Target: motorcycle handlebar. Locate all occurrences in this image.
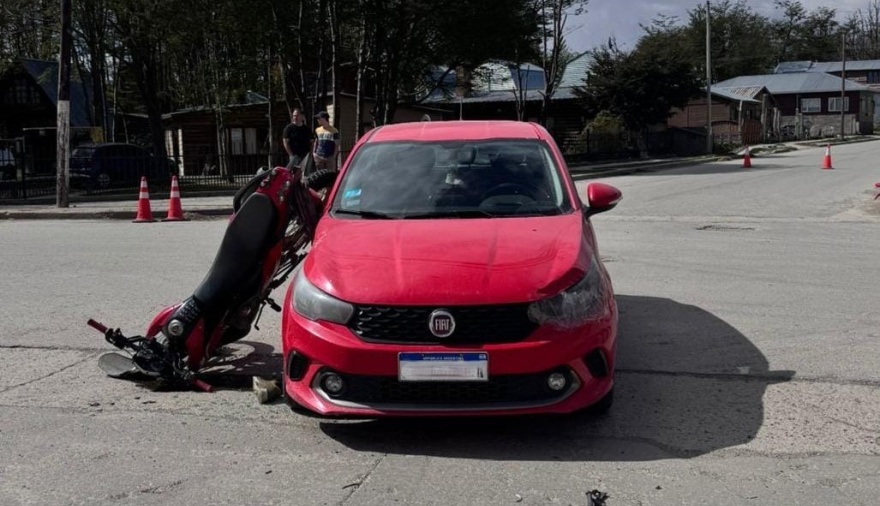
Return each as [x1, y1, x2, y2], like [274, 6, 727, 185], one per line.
[191, 378, 214, 393]
[87, 319, 109, 333]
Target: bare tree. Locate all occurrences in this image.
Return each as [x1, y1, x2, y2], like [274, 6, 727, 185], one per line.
[535, 0, 588, 124]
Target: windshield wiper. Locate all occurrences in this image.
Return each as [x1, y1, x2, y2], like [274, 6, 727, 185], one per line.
[404, 209, 497, 219]
[334, 209, 397, 219]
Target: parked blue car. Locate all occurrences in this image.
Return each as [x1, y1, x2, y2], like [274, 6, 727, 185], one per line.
[70, 143, 177, 190]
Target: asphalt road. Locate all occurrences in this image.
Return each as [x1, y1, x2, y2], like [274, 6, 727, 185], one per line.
[1, 141, 878, 505]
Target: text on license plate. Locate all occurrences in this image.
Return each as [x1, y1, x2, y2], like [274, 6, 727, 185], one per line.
[398, 352, 488, 382]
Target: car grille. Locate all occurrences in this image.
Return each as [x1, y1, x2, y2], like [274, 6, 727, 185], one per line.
[323, 368, 574, 406]
[349, 304, 538, 344]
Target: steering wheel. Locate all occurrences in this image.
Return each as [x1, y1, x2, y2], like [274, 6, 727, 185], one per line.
[480, 182, 550, 203]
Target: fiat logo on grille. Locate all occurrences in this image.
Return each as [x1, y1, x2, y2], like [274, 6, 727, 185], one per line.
[428, 309, 456, 338]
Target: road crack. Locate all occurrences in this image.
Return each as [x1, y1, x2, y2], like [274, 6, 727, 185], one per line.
[0, 352, 99, 394]
[338, 455, 386, 505]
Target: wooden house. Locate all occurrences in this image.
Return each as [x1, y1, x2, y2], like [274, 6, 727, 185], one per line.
[669, 86, 773, 146]
[162, 94, 445, 176]
[713, 73, 875, 138]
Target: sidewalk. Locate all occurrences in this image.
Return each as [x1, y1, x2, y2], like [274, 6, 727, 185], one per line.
[568, 154, 727, 180]
[0, 195, 234, 220]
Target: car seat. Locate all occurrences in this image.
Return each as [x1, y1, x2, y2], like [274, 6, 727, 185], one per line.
[360, 145, 436, 210]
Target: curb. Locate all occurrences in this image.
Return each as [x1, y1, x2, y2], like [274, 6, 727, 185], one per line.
[570, 156, 728, 181]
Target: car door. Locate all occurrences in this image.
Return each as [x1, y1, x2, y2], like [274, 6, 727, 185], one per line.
[96, 145, 129, 187]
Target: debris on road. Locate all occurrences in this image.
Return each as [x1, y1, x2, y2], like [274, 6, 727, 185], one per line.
[586, 489, 609, 506]
[253, 376, 281, 404]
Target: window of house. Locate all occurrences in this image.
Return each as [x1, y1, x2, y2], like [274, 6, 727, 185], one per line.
[229, 128, 244, 155]
[228, 127, 259, 155]
[2, 78, 42, 105]
[867, 71, 880, 84]
[828, 97, 849, 112]
[245, 128, 257, 155]
[801, 98, 821, 113]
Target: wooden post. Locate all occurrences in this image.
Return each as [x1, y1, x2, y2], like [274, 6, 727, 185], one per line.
[56, 0, 72, 207]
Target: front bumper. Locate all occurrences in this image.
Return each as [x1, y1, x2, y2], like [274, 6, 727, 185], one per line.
[281, 296, 617, 417]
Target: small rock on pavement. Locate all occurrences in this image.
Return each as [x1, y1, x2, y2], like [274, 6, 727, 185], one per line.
[253, 376, 281, 404]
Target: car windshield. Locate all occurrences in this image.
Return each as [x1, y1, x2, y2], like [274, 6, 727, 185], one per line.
[71, 147, 95, 158]
[331, 140, 570, 219]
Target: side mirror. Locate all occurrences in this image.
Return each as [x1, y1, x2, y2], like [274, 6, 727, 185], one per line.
[585, 182, 622, 217]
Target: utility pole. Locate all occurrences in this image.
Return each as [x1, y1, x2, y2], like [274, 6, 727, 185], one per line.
[706, 0, 713, 154]
[56, 0, 72, 207]
[841, 30, 846, 140]
[267, 45, 274, 168]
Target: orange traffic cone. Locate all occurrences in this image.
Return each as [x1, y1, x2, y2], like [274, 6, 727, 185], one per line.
[742, 145, 752, 168]
[822, 145, 833, 170]
[162, 176, 187, 221]
[132, 177, 155, 223]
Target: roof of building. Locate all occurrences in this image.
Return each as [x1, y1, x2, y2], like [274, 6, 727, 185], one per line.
[19, 58, 93, 127]
[775, 59, 880, 74]
[714, 73, 868, 94]
[773, 61, 814, 74]
[711, 87, 759, 103]
[366, 120, 545, 142]
[810, 60, 880, 72]
[556, 52, 593, 94]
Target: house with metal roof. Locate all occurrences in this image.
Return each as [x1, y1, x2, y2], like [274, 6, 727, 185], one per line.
[713, 73, 876, 138]
[668, 85, 774, 145]
[774, 59, 880, 127]
[0, 59, 105, 178]
[0, 59, 95, 139]
[419, 53, 596, 152]
[774, 59, 880, 83]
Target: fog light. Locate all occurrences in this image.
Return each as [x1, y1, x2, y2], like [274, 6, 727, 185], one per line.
[321, 372, 345, 395]
[166, 319, 184, 337]
[547, 372, 567, 391]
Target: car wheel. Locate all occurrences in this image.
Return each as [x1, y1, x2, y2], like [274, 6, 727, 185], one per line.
[96, 172, 111, 189]
[582, 386, 614, 416]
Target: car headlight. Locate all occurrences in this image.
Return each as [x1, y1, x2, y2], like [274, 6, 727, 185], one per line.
[292, 268, 355, 324]
[527, 255, 609, 329]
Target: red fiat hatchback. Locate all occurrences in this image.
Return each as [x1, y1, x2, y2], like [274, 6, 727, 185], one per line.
[281, 121, 621, 417]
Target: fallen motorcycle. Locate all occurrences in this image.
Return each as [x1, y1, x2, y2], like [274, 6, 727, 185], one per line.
[88, 164, 337, 391]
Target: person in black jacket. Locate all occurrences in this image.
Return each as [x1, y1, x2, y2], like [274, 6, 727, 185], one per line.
[282, 109, 312, 168]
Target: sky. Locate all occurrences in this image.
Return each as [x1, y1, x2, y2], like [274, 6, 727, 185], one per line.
[565, 0, 869, 54]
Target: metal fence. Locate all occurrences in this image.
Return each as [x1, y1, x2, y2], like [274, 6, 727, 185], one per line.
[0, 150, 273, 201]
[562, 128, 709, 165]
[0, 150, 358, 202]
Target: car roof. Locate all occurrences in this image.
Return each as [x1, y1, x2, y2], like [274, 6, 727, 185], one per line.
[365, 120, 547, 143]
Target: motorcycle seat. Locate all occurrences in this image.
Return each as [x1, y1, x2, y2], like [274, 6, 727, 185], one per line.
[193, 192, 279, 313]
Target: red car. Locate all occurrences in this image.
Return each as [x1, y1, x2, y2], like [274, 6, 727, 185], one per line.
[281, 120, 621, 417]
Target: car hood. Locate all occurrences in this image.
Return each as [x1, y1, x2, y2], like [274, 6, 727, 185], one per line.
[304, 213, 592, 305]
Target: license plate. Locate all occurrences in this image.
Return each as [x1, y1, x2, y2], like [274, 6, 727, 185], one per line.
[398, 352, 489, 382]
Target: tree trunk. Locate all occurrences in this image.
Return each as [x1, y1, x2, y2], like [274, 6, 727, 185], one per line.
[355, 4, 369, 139]
[329, 0, 339, 130]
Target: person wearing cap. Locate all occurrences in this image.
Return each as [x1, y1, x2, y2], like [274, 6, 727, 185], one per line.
[312, 111, 339, 172]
